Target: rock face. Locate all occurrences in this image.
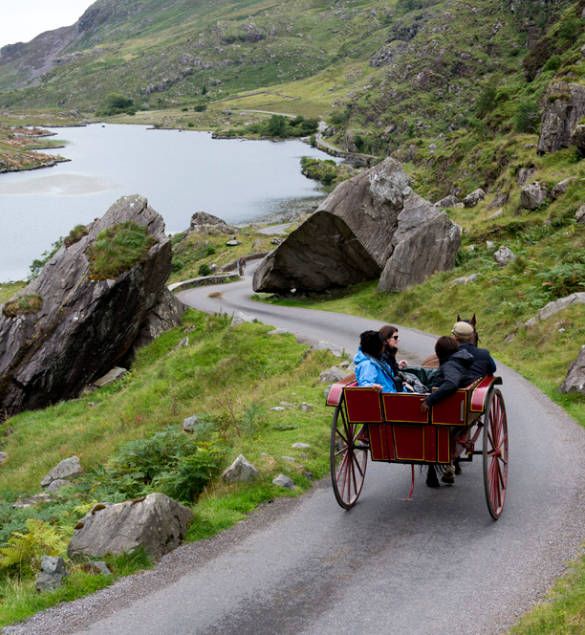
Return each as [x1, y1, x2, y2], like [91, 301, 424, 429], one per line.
[520, 182, 548, 210]
[68, 493, 193, 561]
[0, 195, 181, 417]
[561, 346, 585, 396]
[253, 158, 460, 294]
[538, 82, 585, 154]
[189, 211, 236, 235]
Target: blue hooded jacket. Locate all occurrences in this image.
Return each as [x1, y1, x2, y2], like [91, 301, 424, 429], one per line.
[354, 349, 404, 393]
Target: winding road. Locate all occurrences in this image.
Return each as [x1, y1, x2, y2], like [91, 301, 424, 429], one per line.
[11, 269, 585, 635]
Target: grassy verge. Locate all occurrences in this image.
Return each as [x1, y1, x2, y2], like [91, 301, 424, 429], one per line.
[0, 309, 338, 627]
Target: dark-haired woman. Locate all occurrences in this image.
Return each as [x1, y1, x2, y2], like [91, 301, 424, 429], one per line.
[354, 330, 406, 393]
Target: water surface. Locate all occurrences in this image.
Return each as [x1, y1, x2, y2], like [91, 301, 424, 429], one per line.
[0, 124, 333, 282]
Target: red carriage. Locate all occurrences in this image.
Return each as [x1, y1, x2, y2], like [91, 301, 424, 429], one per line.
[326, 375, 509, 519]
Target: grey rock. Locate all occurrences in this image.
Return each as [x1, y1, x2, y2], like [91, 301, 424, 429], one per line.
[463, 188, 486, 208]
[434, 194, 460, 208]
[41, 456, 82, 488]
[520, 182, 548, 210]
[572, 124, 585, 158]
[46, 479, 71, 492]
[299, 402, 313, 412]
[271, 406, 285, 411]
[488, 191, 509, 209]
[0, 451, 6, 464]
[493, 246, 516, 266]
[485, 240, 495, 250]
[231, 310, 253, 325]
[576, 205, 585, 224]
[538, 82, 585, 154]
[292, 442, 311, 449]
[320, 367, 348, 383]
[272, 474, 295, 489]
[68, 493, 193, 561]
[561, 345, 585, 395]
[225, 239, 241, 246]
[182, 415, 199, 433]
[267, 328, 289, 336]
[93, 367, 127, 388]
[0, 195, 175, 417]
[12, 493, 52, 509]
[36, 556, 66, 593]
[133, 288, 184, 348]
[222, 454, 259, 483]
[189, 211, 236, 235]
[488, 209, 504, 219]
[378, 211, 461, 292]
[551, 177, 576, 199]
[82, 560, 112, 576]
[281, 456, 296, 463]
[525, 293, 585, 327]
[452, 274, 478, 285]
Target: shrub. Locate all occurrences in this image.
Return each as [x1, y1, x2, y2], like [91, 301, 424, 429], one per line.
[537, 263, 585, 299]
[64, 224, 89, 248]
[2, 294, 43, 318]
[105, 427, 224, 502]
[300, 157, 338, 186]
[193, 103, 207, 112]
[476, 83, 498, 118]
[97, 93, 137, 117]
[198, 264, 212, 276]
[29, 237, 64, 279]
[86, 222, 155, 280]
[514, 99, 540, 133]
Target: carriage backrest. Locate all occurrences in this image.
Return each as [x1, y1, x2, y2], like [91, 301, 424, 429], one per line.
[343, 387, 384, 423]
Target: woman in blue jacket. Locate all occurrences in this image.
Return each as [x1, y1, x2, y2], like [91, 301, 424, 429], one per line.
[354, 330, 408, 392]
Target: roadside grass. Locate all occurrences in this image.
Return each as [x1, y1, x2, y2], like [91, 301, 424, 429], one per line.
[0, 309, 336, 626]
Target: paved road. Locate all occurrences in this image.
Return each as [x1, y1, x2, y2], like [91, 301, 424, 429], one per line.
[11, 270, 585, 635]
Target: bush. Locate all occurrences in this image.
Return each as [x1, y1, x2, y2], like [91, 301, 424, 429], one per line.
[97, 93, 137, 117]
[537, 263, 585, 299]
[514, 99, 540, 133]
[86, 222, 155, 280]
[2, 294, 43, 318]
[29, 237, 64, 279]
[198, 264, 212, 276]
[64, 224, 89, 248]
[105, 427, 224, 502]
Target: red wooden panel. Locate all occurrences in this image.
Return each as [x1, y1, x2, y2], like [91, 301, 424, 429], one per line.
[424, 425, 437, 462]
[393, 425, 426, 461]
[437, 427, 451, 463]
[368, 423, 395, 461]
[344, 387, 383, 423]
[326, 379, 357, 407]
[383, 393, 428, 423]
[431, 390, 468, 426]
[470, 375, 496, 413]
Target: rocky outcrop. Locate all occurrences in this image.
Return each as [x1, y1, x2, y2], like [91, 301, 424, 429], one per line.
[463, 188, 486, 208]
[189, 211, 236, 235]
[520, 182, 548, 210]
[538, 82, 585, 154]
[0, 195, 181, 418]
[561, 346, 585, 396]
[68, 493, 193, 560]
[525, 292, 585, 327]
[253, 158, 460, 294]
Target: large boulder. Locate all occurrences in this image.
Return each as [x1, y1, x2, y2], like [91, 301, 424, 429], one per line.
[252, 211, 380, 293]
[254, 158, 460, 294]
[68, 493, 193, 561]
[538, 82, 585, 154]
[378, 208, 461, 292]
[0, 195, 181, 417]
[520, 182, 548, 210]
[189, 211, 236, 235]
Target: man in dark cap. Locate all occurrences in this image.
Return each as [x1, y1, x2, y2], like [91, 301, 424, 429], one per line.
[451, 321, 496, 379]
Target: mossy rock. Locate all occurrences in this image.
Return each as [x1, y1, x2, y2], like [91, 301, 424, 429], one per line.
[2, 294, 43, 318]
[64, 224, 89, 247]
[87, 222, 155, 281]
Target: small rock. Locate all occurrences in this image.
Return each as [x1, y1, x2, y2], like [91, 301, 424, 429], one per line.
[493, 246, 516, 266]
[292, 442, 311, 449]
[551, 177, 576, 199]
[434, 194, 460, 208]
[81, 561, 112, 576]
[463, 188, 486, 208]
[319, 367, 347, 383]
[452, 274, 478, 285]
[175, 337, 189, 349]
[561, 345, 585, 395]
[488, 208, 503, 219]
[281, 456, 297, 463]
[299, 403, 313, 412]
[485, 241, 495, 250]
[36, 556, 67, 593]
[0, 452, 7, 464]
[520, 182, 548, 210]
[231, 311, 253, 325]
[182, 415, 199, 433]
[225, 239, 240, 246]
[271, 406, 285, 412]
[222, 454, 259, 483]
[12, 493, 52, 509]
[575, 205, 585, 224]
[267, 328, 289, 336]
[46, 479, 71, 493]
[93, 367, 127, 388]
[41, 456, 82, 488]
[272, 474, 295, 489]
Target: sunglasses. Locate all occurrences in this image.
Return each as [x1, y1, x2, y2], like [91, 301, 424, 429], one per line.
[389, 335, 399, 340]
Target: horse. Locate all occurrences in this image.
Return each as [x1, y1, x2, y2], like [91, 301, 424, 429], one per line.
[421, 314, 479, 368]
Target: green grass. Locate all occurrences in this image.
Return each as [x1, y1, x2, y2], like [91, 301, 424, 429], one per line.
[0, 283, 26, 304]
[0, 309, 336, 626]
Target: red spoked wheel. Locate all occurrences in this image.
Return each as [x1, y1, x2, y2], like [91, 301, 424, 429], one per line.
[483, 388, 509, 520]
[330, 396, 368, 509]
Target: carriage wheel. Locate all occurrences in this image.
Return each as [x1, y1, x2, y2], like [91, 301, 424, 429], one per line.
[482, 389, 509, 520]
[330, 397, 368, 509]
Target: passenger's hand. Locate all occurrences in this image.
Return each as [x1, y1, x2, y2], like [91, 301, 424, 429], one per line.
[372, 384, 383, 391]
[420, 400, 429, 412]
[398, 359, 408, 369]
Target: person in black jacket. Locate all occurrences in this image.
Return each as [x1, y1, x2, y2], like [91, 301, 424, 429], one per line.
[421, 336, 475, 486]
[451, 321, 496, 377]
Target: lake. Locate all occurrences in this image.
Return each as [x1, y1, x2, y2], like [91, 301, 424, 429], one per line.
[0, 124, 335, 282]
